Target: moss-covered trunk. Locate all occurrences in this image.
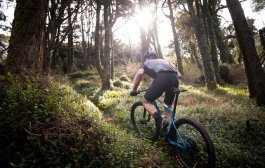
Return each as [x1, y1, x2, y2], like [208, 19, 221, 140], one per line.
[213, 14, 234, 64]
[205, 4, 222, 84]
[227, 0, 265, 106]
[67, 3, 73, 73]
[167, 0, 183, 74]
[102, 0, 111, 90]
[94, 1, 103, 77]
[187, 0, 216, 90]
[6, 0, 48, 74]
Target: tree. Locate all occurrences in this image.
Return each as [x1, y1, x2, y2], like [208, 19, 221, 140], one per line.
[138, 0, 151, 58]
[252, 0, 265, 12]
[93, 0, 133, 89]
[163, 0, 183, 74]
[151, 0, 163, 59]
[6, 0, 49, 74]
[43, 0, 82, 74]
[67, 2, 74, 73]
[202, 0, 222, 84]
[187, 0, 216, 90]
[226, 0, 265, 106]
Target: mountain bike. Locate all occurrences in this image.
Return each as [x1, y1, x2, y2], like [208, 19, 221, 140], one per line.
[130, 88, 215, 168]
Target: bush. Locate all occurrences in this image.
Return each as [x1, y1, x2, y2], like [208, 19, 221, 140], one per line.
[219, 64, 234, 84]
[0, 73, 107, 167]
[219, 64, 246, 84]
[113, 79, 123, 88]
[119, 75, 130, 82]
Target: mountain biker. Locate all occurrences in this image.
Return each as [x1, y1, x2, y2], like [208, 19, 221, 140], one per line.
[130, 50, 182, 133]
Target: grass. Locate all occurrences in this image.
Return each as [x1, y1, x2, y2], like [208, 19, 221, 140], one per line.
[68, 69, 265, 168]
[1, 67, 263, 167]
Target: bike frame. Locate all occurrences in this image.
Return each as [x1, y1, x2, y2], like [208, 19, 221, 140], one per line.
[153, 91, 189, 151]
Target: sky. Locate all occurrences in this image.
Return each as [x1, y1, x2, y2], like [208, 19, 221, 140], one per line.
[113, 0, 265, 50]
[220, 0, 265, 29]
[1, 0, 265, 50]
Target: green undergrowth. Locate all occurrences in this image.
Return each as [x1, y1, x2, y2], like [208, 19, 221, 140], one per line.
[68, 70, 265, 167]
[0, 73, 172, 167]
[1, 69, 264, 167]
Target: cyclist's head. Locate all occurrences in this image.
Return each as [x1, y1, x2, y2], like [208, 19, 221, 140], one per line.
[144, 50, 157, 60]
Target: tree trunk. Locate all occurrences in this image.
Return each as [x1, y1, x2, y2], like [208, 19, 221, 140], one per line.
[189, 41, 203, 71]
[67, 3, 73, 73]
[138, 0, 150, 59]
[102, 0, 111, 90]
[81, 4, 87, 70]
[259, 28, 265, 51]
[187, 0, 216, 90]
[7, 0, 48, 74]
[153, 0, 163, 59]
[226, 0, 265, 106]
[204, 3, 222, 84]
[166, 0, 183, 74]
[213, 13, 234, 64]
[94, 1, 103, 77]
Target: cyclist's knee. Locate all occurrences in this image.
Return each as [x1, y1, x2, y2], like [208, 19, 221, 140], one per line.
[142, 99, 152, 105]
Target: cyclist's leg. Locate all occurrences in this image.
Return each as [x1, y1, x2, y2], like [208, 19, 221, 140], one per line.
[142, 99, 163, 129]
[143, 74, 167, 128]
[164, 73, 179, 123]
[142, 99, 157, 115]
[164, 87, 175, 123]
[143, 73, 166, 113]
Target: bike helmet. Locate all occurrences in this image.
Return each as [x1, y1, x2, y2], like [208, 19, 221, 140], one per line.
[143, 50, 157, 60]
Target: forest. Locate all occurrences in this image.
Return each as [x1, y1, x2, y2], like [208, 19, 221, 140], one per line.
[0, 0, 265, 167]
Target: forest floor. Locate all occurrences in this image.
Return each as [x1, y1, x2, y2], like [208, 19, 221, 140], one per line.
[67, 68, 265, 168]
[1, 68, 265, 167]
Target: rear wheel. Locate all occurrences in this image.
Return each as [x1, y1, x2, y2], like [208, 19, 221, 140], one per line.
[169, 118, 215, 168]
[131, 102, 160, 141]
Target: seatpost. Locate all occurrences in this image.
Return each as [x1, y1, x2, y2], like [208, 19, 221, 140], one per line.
[173, 92, 180, 113]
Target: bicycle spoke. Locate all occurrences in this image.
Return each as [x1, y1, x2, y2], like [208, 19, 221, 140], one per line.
[131, 102, 159, 140]
[170, 118, 215, 168]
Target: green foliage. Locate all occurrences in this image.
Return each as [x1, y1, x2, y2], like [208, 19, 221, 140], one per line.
[69, 68, 265, 167]
[2, 67, 265, 167]
[113, 79, 123, 87]
[0, 73, 106, 167]
[119, 75, 130, 82]
[113, 78, 131, 89]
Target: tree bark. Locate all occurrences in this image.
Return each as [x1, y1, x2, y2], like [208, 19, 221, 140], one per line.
[102, 0, 112, 89]
[189, 41, 203, 71]
[204, 1, 222, 84]
[187, 0, 216, 90]
[67, 3, 73, 73]
[213, 13, 234, 64]
[94, 0, 103, 77]
[81, 4, 88, 70]
[7, 0, 48, 74]
[138, 0, 150, 59]
[166, 0, 183, 74]
[226, 0, 265, 106]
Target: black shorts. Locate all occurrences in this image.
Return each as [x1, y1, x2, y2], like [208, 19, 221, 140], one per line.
[144, 71, 179, 105]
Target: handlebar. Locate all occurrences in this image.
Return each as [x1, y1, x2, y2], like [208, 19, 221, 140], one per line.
[136, 89, 148, 94]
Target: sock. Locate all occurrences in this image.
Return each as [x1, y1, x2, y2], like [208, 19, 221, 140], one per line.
[153, 111, 162, 127]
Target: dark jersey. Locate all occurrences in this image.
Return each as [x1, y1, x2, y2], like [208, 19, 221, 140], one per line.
[141, 59, 177, 78]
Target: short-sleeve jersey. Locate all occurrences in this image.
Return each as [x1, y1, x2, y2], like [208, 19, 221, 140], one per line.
[141, 59, 177, 78]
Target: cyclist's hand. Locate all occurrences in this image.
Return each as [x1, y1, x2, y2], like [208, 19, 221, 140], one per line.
[130, 90, 138, 96]
[177, 72, 182, 79]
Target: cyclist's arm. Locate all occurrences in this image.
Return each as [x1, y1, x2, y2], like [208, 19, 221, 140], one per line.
[132, 68, 144, 91]
[176, 69, 182, 78]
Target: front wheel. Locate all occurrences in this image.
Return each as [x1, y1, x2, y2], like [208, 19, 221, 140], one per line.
[131, 102, 160, 141]
[169, 118, 215, 168]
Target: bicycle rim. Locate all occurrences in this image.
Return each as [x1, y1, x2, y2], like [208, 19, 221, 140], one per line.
[131, 102, 159, 141]
[170, 118, 215, 168]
